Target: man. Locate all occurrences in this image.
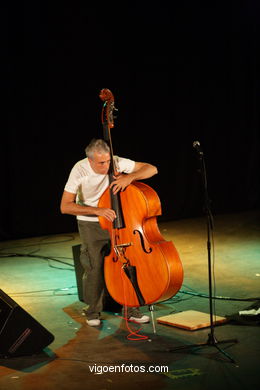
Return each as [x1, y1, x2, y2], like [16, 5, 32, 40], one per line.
[60, 139, 158, 326]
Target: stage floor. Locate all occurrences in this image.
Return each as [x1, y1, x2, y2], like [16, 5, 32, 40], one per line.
[0, 210, 259, 390]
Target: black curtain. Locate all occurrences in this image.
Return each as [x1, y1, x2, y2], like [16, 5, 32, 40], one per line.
[2, 2, 259, 240]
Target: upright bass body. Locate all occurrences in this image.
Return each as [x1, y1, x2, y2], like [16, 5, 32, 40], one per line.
[98, 180, 184, 307]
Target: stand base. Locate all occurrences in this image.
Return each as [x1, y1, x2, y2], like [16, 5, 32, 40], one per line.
[166, 336, 238, 364]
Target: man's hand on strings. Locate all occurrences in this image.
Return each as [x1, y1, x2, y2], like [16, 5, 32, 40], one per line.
[96, 207, 116, 222]
[110, 173, 133, 194]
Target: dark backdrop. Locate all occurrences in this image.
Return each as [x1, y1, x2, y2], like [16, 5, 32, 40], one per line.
[2, 2, 259, 240]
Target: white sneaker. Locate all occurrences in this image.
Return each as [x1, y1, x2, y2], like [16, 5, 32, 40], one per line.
[128, 315, 150, 324]
[86, 319, 101, 326]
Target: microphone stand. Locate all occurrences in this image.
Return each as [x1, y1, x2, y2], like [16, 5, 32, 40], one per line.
[166, 142, 238, 364]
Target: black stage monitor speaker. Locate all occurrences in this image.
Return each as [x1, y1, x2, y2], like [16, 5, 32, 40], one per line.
[0, 289, 54, 357]
[72, 244, 122, 312]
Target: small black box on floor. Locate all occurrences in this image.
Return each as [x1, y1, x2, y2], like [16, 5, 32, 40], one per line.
[0, 289, 54, 357]
[72, 244, 122, 312]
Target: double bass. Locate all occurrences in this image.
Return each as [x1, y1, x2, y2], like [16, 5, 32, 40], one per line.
[98, 89, 183, 308]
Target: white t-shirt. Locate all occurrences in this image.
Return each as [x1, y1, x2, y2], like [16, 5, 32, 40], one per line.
[64, 156, 135, 221]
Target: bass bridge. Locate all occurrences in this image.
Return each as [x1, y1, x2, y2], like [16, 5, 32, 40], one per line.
[113, 242, 133, 264]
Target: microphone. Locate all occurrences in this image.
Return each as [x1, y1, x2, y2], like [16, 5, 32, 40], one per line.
[193, 140, 204, 156]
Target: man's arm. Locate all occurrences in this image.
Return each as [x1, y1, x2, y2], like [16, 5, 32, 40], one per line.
[60, 191, 116, 221]
[110, 162, 158, 194]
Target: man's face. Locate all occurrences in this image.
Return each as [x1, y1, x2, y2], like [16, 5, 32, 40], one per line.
[88, 152, 111, 175]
